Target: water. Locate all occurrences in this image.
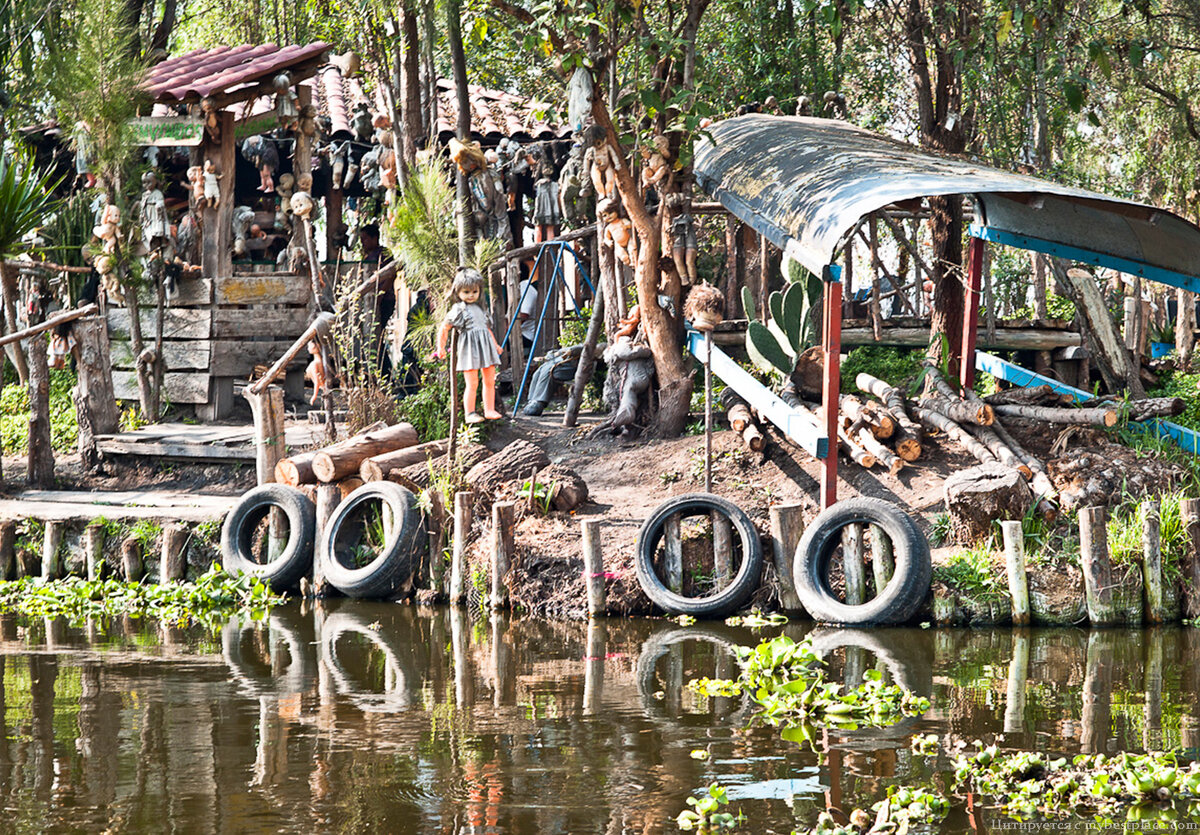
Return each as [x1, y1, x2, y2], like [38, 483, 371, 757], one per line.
[0, 605, 1196, 833]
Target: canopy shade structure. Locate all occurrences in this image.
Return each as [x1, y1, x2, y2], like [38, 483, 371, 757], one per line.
[694, 115, 1200, 288]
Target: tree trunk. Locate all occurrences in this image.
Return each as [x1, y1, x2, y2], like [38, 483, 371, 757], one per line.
[399, 0, 422, 176]
[311, 422, 419, 482]
[464, 439, 550, 505]
[1177, 288, 1196, 368]
[926, 195, 964, 374]
[123, 291, 156, 420]
[0, 265, 28, 384]
[444, 0, 472, 263]
[27, 330, 53, 488]
[944, 462, 1033, 545]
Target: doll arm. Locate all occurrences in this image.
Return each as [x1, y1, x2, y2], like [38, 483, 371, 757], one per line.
[434, 317, 453, 359]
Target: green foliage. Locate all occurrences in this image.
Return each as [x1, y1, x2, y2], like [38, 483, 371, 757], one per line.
[0, 366, 78, 455]
[839, 346, 924, 392]
[0, 565, 283, 629]
[517, 478, 556, 515]
[929, 512, 951, 547]
[331, 271, 404, 434]
[676, 783, 742, 831]
[558, 305, 591, 349]
[388, 157, 457, 303]
[742, 259, 822, 380]
[1107, 492, 1188, 580]
[0, 151, 63, 260]
[129, 519, 161, 553]
[1016, 293, 1077, 322]
[396, 358, 453, 441]
[933, 543, 1007, 602]
[1149, 370, 1200, 434]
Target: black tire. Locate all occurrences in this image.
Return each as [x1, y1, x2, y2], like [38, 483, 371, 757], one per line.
[320, 482, 423, 599]
[222, 610, 316, 698]
[221, 484, 316, 591]
[793, 497, 930, 625]
[634, 493, 764, 618]
[635, 625, 750, 723]
[320, 609, 416, 712]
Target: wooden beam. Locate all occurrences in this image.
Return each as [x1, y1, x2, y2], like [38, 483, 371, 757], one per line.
[248, 311, 333, 394]
[821, 271, 843, 509]
[0, 303, 96, 349]
[961, 236, 984, 390]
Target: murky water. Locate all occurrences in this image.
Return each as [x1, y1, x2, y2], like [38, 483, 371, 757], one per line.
[0, 606, 1196, 833]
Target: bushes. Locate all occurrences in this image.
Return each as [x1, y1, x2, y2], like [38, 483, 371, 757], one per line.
[0, 367, 78, 455]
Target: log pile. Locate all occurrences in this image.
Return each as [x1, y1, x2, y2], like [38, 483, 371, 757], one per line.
[721, 390, 766, 453]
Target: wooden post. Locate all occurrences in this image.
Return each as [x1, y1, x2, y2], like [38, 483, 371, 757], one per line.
[821, 273, 842, 508]
[450, 606, 474, 708]
[1081, 630, 1113, 753]
[447, 334, 458, 463]
[1080, 506, 1117, 625]
[425, 487, 446, 594]
[27, 324, 53, 488]
[449, 490, 471, 605]
[842, 523, 866, 605]
[871, 524, 894, 590]
[83, 523, 104, 582]
[41, 521, 63, 581]
[564, 287, 605, 427]
[160, 524, 189, 583]
[199, 110, 236, 420]
[489, 501, 514, 608]
[581, 518, 605, 617]
[769, 504, 805, 612]
[0, 521, 13, 581]
[121, 537, 143, 582]
[664, 513, 683, 594]
[583, 619, 605, 715]
[1143, 500, 1166, 624]
[1001, 519, 1030, 626]
[1004, 630, 1029, 734]
[704, 329, 713, 493]
[72, 315, 119, 470]
[960, 236, 984, 390]
[712, 512, 732, 588]
[1144, 629, 1163, 749]
[244, 386, 286, 486]
[314, 483, 340, 596]
[1182, 498, 1200, 619]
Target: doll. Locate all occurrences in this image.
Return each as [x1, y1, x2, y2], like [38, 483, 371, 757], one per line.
[434, 267, 503, 424]
[557, 138, 589, 226]
[304, 339, 327, 405]
[138, 171, 171, 256]
[450, 138, 512, 247]
[599, 198, 636, 268]
[585, 124, 619, 199]
[667, 192, 698, 285]
[232, 205, 255, 256]
[93, 203, 121, 255]
[240, 135, 279, 193]
[532, 158, 560, 242]
[640, 134, 670, 196]
[187, 165, 205, 208]
[202, 160, 221, 208]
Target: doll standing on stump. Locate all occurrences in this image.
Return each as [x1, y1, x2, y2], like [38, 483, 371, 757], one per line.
[435, 268, 503, 424]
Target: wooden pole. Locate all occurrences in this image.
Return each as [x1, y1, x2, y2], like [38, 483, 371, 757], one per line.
[770, 503, 805, 612]
[1080, 506, 1117, 625]
[448, 333, 458, 463]
[121, 537, 143, 582]
[245, 386, 287, 485]
[960, 236, 984, 390]
[871, 524, 894, 590]
[1004, 630, 1029, 734]
[0, 521, 14, 581]
[704, 329, 713, 493]
[664, 513, 683, 594]
[581, 518, 605, 617]
[1143, 501, 1166, 624]
[313, 483, 340, 597]
[563, 287, 605, 427]
[1001, 519, 1029, 626]
[821, 275, 842, 508]
[27, 324, 53, 488]
[842, 523, 866, 604]
[489, 501, 514, 608]
[249, 312, 334, 395]
[583, 619, 605, 715]
[449, 490, 471, 605]
[0, 303, 97, 350]
[712, 512, 732, 588]
[1081, 631, 1113, 753]
[41, 521, 63, 581]
[83, 523, 104, 582]
[1181, 498, 1200, 619]
[161, 524, 189, 583]
[426, 487, 446, 594]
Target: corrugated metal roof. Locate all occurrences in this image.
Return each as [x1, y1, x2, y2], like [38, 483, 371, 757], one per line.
[695, 115, 1200, 280]
[143, 42, 330, 104]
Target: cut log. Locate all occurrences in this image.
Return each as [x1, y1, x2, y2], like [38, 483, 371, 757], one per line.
[312, 422, 419, 482]
[855, 427, 903, 475]
[1059, 264, 1145, 398]
[1126, 397, 1186, 422]
[838, 430, 876, 469]
[967, 424, 1032, 478]
[275, 453, 318, 487]
[993, 403, 1118, 427]
[914, 406, 996, 465]
[793, 345, 825, 399]
[841, 394, 895, 439]
[386, 443, 492, 488]
[338, 477, 364, 499]
[538, 463, 589, 511]
[985, 384, 1066, 406]
[944, 462, 1034, 545]
[990, 419, 1058, 508]
[361, 439, 451, 482]
[726, 402, 754, 433]
[854, 372, 923, 460]
[464, 439, 551, 501]
[921, 393, 994, 426]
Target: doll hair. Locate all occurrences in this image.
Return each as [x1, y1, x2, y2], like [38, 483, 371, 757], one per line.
[449, 266, 486, 306]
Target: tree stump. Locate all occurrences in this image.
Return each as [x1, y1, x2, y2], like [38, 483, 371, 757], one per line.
[464, 440, 551, 506]
[536, 463, 589, 512]
[944, 462, 1033, 545]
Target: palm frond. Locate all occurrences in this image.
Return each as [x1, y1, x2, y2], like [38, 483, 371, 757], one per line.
[0, 151, 64, 260]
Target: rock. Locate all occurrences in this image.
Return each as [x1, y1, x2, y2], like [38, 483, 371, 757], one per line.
[943, 462, 1033, 545]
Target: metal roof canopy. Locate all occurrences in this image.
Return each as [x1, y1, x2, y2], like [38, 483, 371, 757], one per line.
[694, 115, 1200, 294]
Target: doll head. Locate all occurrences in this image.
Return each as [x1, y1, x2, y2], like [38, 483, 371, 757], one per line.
[587, 125, 607, 149]
[449, 266, 486, 307]
[449, 138, 487, 174]
[650, 134, 669, 157]
[597, 197, 619, 223]
[142, 170, 158, 190]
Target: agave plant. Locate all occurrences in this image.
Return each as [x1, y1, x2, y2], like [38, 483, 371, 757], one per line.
[743, 256, 823, 381]
[0, 151, 63, 261]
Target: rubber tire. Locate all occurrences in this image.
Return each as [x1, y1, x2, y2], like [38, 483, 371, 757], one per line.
[221, 484, 316, 591]
[793, 497, 930, 625]
[634, 493, 764, 618]
[222, 611, 316, 697]
[320, 481, 423, 599]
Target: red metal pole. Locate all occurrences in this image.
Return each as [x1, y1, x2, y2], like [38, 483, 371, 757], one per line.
[960, 235, 984, 391]
[821, 275, 842, 509]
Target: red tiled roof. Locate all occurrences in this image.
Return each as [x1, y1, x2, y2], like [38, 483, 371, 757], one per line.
[143, 42, 330, 104]
[435, 78, 566, 140]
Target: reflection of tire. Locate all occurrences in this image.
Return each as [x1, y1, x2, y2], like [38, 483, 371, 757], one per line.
[221, 484, 316, 591]
[635, 625, 749, 722]
[222, 612, 316, 697]
[634, 493, 763, 617]
[793, 498, 930, 625]
[321, 482, 423, 599]
[320, 610, 415, 712]
[806, 628, 922, 695]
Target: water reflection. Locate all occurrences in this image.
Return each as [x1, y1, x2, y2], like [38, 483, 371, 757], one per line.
[0, 610, 1193, 832]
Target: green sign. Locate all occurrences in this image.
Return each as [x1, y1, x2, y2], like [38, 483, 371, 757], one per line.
[128, 116, 205, 147]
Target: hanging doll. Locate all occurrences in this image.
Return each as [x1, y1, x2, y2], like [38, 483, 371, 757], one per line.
[599, 198, 636, 268]
[532, 157, 561, 242]
[187, 165, 205, 208]
[557, 138, 589, 226]
[434, 267, 503, 424]
[138, 171, 171, 256]
[304, 339, 327, 405]
[240, 135, 279, 193]
[639, 134, 670, 212]
[450, 138, 512, 247]
[585, 124, 619, 199]
[667, 192, 698, 285]
[202, 161, 221, 208]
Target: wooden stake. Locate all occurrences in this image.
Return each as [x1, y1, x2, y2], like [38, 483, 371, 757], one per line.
[121, 536, 143, 582]
[244, 385, 286, 486]
[1080, 506, 1117, 625]
[871, 524, 894, 590]
[1143, 501, 1166, 624]
[83, 523, 104, 582]
[581, 518, 605, 617]
[490, 501, 514, 608]
[712, 512, 732, 588]
[704, 329, 713, 493]
[448, 332, 459, 463]
[425, 487, 446, 594]
[770, 504, 805, 612]
[843, 523, 866, 605]
[449, 490, 471, 605]
[161, 524, 189, 583]
[314, 483, 340, 597]
[0, 521, 14, 581]
[41, 521, 63, 581]
[1001, 519, 1029, 626]
[664, 513, 683, 594]
[1181, 498, 1200, 619]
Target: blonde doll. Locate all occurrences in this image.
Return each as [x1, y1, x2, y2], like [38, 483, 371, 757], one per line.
[435, 267, 503, 424]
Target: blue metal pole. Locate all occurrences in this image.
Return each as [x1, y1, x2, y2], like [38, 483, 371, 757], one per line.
[499, 243, 550, 350]
[512, 243, 567, 413]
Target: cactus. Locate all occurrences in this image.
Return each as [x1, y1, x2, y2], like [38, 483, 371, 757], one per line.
[744, 257, 823, 380]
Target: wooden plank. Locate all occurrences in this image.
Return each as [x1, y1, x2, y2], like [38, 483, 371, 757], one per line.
[110, 339, 212, 371]
[209, 340, 303, 377]
[135, 278, 213, 307]
[0, 491, 238, 522]
[212, 306, 309, 338]
[112, 371, 211, 404]
[107, 307, 211, 340]
[689, 331, 828, 458]
[95, 438, 253, 461]
[215, 274, 311, 306]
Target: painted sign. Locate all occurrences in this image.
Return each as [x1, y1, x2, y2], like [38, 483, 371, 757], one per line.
[128, 116, 205, 147]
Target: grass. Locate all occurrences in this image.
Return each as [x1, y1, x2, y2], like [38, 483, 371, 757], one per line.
[0, 367, 78, 455]
[932, 543, 1008, 602]
[1146, 369, 1200, 433]
[839, 346, 924, 392]
[1107, 490, 1187, 582]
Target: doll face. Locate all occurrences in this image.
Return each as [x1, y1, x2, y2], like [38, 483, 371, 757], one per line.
[459, 286, 481, 304]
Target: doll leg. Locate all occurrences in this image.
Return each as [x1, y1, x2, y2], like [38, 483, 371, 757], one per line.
[480, 365, 502, 419]
[462, 369, 483, 423]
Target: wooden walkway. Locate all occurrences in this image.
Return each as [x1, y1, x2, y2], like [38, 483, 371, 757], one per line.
[0, 490, 238, 522]
[96, 421, 326, 463]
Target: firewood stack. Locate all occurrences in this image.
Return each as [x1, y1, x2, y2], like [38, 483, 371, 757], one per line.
[721, 390, 767, 453]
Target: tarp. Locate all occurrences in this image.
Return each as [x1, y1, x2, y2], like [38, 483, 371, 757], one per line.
[694, 115, 1200, 281]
